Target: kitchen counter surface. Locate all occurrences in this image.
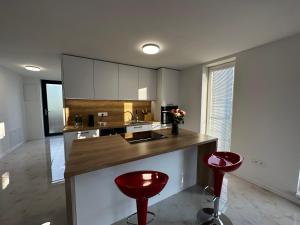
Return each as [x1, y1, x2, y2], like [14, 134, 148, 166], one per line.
[63, 121, 161, 133]
[64, 128, 217, 178]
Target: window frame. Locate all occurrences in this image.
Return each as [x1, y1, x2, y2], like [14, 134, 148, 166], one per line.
[204, 61, 236, 151]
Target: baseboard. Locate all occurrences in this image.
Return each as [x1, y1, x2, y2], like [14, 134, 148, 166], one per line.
[0, 141, 25, 159]
[232, 173, 300, 206]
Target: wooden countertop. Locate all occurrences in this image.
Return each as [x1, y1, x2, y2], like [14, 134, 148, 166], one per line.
[64, 128, 217, 178]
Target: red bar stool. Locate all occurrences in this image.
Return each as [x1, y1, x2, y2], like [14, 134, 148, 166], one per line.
[200, 151, 243, 225]
[115, 170, 169, 225]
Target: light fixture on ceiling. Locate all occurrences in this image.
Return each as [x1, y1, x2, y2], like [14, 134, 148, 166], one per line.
[142, 43, 160, 55]
[24, 65, 41, 72]
[41, 222, 51, 225]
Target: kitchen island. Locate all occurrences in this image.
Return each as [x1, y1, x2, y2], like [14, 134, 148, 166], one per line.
[64, 128, 217, 225]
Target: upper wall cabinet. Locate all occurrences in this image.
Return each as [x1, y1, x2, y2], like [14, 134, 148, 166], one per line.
[118, 64, 139, 100]
[157, 68, 180, 105]
[62, 55, 94, 99]
[138, 68, 157, 100]
[94, 61, 119, 100]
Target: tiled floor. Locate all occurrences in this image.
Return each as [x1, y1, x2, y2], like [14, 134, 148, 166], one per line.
[0, 136, 299, 225]
[0, 136, 67, 225]
[114, 176, 300, 225]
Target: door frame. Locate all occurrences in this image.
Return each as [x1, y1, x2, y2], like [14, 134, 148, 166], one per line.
[41, 80, 63, 136]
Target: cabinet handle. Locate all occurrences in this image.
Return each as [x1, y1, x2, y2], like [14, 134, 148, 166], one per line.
[77, 131, 89, 135]
[133, 126, 143, 129]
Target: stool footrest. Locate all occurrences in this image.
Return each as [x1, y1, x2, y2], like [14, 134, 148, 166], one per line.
[127, 211, 155, 225]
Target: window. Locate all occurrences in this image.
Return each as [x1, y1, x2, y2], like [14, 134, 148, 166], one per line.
[297, 170, 300, 198]
[205, 62, 235, 151]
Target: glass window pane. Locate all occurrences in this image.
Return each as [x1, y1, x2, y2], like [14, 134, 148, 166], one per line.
[46, 84, 64, 134]
[207, 64, 235, 151]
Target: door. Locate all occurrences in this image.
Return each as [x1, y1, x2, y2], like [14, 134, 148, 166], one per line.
[41, 80, 64, 136]
[206, 62, 235, 151]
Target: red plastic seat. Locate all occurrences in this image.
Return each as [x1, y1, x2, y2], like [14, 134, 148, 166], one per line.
[204, 151, 243, 197]
[115, 170, 169, 225]
[199, 151, 243, 225]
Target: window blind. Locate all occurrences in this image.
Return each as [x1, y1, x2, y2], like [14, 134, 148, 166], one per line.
[206, 63, 235, 151]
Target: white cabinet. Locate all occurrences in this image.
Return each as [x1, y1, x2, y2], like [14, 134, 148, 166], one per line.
[118, 64, 139, 100]
[94, 61, 119, 100]
[126, 124, 152, 133]
[138, 68, 157, 100]
[157, 68, 180, 105]
[62, 55, 94, 99]
[64, 129, 99, 161]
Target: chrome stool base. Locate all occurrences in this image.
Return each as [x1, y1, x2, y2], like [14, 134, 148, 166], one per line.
[197, 208, 233, 225]
[127, 211, 155, 225]
[197, 196, 233, 225]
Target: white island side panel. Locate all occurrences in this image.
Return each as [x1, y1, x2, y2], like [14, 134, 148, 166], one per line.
[74, 146, 197, 225]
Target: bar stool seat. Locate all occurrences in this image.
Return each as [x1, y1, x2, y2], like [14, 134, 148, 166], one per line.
[199, 151, 243, 225]
[115, 170, 169, 225]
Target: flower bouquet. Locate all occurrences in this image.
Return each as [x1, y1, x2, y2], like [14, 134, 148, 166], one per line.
[170, 108, 186, 135]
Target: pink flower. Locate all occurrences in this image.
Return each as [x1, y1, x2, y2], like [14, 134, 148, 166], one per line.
[170, 108, 186, 117]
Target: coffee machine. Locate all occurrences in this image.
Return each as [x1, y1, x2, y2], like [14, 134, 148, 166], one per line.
[161, 105, 178, 125]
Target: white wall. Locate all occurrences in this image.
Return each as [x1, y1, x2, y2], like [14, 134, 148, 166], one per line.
[23, 77, 44, 140]
[231, 34, 300, 204]
[0, 66, 26, 158]
[179, 65, 203, 132]
[179, 34, 300, 204]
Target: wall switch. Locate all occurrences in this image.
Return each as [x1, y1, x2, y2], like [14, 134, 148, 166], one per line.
[98, 112, 108, 117]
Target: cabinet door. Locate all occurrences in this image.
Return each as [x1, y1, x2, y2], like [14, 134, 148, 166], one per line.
[118, 64, 139, 100]
[62, 55, 94, 99]
[161, 68, 180, 105]
[63, 132, 76, 161]
[126, 124, 152, 133]
[138, 68, 157, 100]
[94, 61, 118, 100]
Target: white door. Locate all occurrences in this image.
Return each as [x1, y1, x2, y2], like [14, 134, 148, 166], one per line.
[138, 68, 157, 100]
[94, 61, 119, 100]
[62, 55, 94, 99]
[118, 64, 139, 100]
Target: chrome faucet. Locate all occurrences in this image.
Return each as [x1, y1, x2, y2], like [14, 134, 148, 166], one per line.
[124, 111, 138, 122]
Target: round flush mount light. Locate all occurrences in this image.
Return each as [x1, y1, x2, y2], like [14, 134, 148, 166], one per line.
[24, 65, 41, 72]
[142, 44, 160, 55]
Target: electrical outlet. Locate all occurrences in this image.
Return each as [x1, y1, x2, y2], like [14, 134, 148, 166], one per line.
[98, 112, 108, 117]
[251, 159, 265, 167]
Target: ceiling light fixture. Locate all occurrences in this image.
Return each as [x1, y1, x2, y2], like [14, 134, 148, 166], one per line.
[41, 222, 51, 225]
[24, 65, 41, 72]
[142, 44, 160, 55]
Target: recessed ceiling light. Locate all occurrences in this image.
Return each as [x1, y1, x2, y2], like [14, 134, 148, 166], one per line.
[142, 44, 160, 55]
[24, 65, 41, 72]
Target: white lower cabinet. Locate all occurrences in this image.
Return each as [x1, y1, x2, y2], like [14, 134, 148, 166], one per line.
[126, 124, 152, 133]
[64, 129, 99, 160]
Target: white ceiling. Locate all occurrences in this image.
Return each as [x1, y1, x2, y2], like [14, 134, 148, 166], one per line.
[1, 0, 300, 80]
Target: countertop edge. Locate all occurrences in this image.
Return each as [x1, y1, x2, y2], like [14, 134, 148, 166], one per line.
[64, 129, 217, 178]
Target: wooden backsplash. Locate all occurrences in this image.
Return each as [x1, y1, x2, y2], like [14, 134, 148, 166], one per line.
[64, 99, 152, 126]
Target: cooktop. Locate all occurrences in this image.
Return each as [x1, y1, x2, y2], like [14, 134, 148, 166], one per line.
[120, 131, 167, 144]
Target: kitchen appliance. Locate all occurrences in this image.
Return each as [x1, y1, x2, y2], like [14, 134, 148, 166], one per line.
[120, 131, 167, 144]
[88, 114, 95, 127]
[161, 105, 178, 124]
